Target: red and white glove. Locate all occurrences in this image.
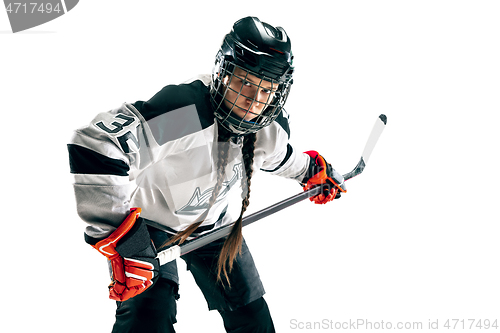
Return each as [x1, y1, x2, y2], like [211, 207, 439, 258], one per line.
[91, 208, 159, 302]
[301, 151, 347, 204]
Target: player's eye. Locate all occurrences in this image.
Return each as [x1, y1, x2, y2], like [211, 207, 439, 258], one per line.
[240, 79, 274, 95]
[241, 80, 252, 87]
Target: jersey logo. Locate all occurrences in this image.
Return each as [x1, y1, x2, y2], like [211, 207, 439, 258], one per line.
[175, 163, 243, 215]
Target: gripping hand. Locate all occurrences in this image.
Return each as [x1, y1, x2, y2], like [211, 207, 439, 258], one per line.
[301, 151, 347, 204]
[91, 208, 159, 302]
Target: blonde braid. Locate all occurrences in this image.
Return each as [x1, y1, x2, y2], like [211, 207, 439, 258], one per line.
[217, 132, 257, 286]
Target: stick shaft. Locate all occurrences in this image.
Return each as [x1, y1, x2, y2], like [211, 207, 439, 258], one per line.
[179, 185, 323, 255]
[158, 114, 387, 263]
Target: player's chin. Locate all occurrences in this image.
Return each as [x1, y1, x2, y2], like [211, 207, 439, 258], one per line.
[233, 108, 260, 121]
[243, 113, 259, 121]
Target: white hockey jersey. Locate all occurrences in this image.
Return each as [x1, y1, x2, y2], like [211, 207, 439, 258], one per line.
[68, 75, 309, 243]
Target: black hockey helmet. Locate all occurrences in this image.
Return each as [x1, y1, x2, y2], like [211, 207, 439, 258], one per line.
[210, 16, 294, 135]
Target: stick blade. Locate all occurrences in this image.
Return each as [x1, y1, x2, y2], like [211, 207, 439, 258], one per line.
[379, 114, 387, 125]
[361, 114, 387, 164]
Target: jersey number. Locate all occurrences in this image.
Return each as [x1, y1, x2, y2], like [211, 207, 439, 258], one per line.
[96, 114, 134, 134]
[95, 114, 139, 153]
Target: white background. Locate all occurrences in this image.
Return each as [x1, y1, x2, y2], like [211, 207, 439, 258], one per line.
[1, 1, 499, 332]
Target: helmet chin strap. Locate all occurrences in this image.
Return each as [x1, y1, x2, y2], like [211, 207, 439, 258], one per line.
[216, 105, 259, 137]
[230, 111, 257, 125]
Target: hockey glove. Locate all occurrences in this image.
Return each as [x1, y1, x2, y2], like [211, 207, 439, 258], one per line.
[91, 208, 159, 302]
[301, 150, 347, 204]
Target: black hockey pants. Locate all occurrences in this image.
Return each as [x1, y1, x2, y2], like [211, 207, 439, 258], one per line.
[112, 280, 274, 332]
[111, 226, 275, 332]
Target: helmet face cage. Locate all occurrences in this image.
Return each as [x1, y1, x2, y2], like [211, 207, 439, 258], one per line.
[210, 57, 292, 136]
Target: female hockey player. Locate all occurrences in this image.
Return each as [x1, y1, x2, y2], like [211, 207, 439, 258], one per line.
[68, 16, 346, 333]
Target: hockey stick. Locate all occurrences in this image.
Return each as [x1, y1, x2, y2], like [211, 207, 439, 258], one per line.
[157, 114, 387, 265]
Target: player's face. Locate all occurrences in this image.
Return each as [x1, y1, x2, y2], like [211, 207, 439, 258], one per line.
[223, 67, 277, 121]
